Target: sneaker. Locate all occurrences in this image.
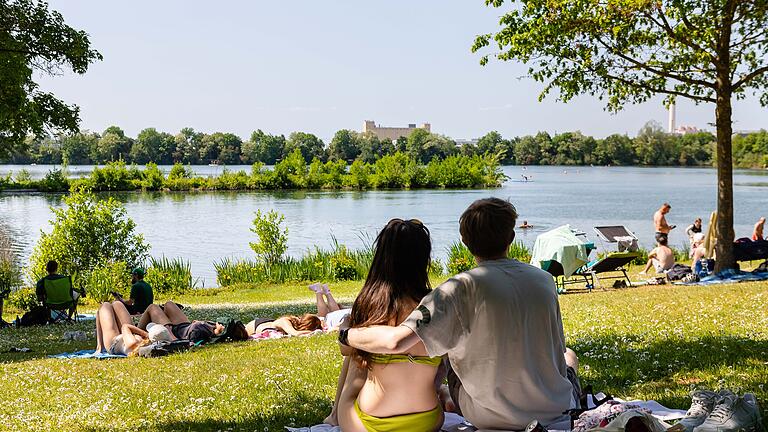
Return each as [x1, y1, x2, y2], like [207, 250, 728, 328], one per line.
[308, 283, 324, 293]
[669, 390, 718, 432]
[525, 420, 548, 432]
[693, 391, 763, 432]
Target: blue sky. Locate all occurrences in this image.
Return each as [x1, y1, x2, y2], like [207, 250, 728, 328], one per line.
[38, 1, 767, 142]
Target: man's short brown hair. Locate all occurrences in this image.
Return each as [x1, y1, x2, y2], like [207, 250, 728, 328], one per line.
[459, 198, 518, 259]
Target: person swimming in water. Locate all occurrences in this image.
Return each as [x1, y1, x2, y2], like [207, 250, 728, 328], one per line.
[518, 220, 534, 229]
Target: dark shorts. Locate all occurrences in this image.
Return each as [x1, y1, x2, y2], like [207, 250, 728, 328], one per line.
[447, 363, 582, 417]
[252, 318, 273, 328]
[566, 366, 582, 407]
[170, 322, 192, 339]
[654, 232, 668, 244]
[447, 361, 464, 416]
[125, 303, 149, 315]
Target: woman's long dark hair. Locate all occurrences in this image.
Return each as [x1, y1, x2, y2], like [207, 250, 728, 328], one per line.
[350, 218, 432, 368]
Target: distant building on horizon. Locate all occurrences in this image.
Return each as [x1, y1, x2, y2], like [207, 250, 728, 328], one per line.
[667, 103, 704, 135]
[673, 125, 702, 135]
[363, 120, 430, 141]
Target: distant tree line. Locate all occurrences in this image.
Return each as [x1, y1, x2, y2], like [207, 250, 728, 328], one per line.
[3, 121, 767, 168]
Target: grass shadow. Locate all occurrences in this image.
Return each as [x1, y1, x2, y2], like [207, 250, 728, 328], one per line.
[573, 333, 768, 425]
[79, 390, 331, 432]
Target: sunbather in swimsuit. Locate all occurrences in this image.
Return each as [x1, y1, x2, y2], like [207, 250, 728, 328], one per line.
[95, 301, 148, 356]
[245, 314, 323, 336]
[353, 354, 443, 431]
[333, 219, 444, 432]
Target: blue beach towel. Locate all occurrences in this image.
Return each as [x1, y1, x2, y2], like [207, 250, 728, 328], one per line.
[688, 268, 768, 285]
[49, 349, 126, 359]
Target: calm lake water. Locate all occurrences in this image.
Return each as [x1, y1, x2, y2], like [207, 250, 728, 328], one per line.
[2, 165, 766, 287]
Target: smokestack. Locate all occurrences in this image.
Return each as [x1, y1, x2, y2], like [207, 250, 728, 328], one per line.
[668, 102, 676, 133]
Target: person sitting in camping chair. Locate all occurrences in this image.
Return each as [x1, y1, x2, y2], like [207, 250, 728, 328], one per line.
[35, 260, 81, 323]
[0, 287, 11, 328]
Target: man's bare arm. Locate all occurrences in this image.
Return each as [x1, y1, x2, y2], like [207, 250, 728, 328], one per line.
[347, 325, 422, 354]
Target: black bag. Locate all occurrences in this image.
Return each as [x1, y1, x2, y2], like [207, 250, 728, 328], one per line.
[137, 339, 193, 358]
[666, 263, 693, 281]
[755, 260, 768, 273]
[17, 306, 48, 327]
[209, 317, 248, 343]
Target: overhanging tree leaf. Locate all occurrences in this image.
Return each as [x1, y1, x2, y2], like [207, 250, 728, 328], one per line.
[0, 0, 102, 159]
[473, 0, 768, 271]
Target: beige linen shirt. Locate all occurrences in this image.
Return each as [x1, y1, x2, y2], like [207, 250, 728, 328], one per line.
[402, 258, 575, 430]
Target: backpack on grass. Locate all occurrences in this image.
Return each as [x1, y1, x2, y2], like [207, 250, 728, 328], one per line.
[137, 339, 193, 358]
[16, 306, 49, 327]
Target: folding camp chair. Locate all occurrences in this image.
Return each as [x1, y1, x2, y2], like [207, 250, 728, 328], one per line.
[573, 251, 640, 290]
[0, 288, 10, 328]
[593, 226, 639, 252]
[531, 225, 597, 292]
[43, 276, 79, 324]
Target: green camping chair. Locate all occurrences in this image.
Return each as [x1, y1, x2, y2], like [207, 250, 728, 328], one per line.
[0, 288, 10, 328]
[43, 277, 78, 323]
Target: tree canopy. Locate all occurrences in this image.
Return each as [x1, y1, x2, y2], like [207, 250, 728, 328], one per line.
[473, 0, 768, 270]
[0, 0, 102, 159]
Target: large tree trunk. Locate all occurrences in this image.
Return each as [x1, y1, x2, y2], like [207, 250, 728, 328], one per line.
[714, 90, 736, 272]
[713, 2, 736, 273]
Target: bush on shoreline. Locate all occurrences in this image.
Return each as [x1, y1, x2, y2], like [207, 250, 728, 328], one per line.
[0, 152, 505, 193]
[446, 240, 532, 274]
[27, 191, 150, 290]
[145, 256, 200, 294]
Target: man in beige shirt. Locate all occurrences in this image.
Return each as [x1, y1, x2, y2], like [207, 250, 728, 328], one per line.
[342, 198, 580, 430]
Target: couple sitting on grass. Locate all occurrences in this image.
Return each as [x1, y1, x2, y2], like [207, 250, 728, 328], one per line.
[324, 198, 581, 432]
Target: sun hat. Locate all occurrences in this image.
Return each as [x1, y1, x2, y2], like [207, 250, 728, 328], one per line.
[146, 323, 172, 342]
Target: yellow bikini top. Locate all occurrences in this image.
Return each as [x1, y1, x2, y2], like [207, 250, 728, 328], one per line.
[370, 353, 442, 367]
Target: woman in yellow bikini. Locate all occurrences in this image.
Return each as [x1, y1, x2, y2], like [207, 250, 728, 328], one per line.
[335, 218, 444, 432]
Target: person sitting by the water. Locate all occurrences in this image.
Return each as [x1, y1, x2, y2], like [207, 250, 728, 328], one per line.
[95, 301, 149, 356]
[112, 267, 154, 315]
[329, 218, 444, 431]
[653, 203, 676, 244]
[690, 233, 708, 271]
[518, 220, 534, 229]
[35, 260, 79, 305]
[686, 218, 703, 243]
[752, 217, 765, 241]
[309, 282, 350, 331]
[640, 236, 675, 275]
[245, 313, 323, 337]
[137, 301, 238, 344]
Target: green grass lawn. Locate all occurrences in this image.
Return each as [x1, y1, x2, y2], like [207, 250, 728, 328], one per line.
[1, 278, 767, 431]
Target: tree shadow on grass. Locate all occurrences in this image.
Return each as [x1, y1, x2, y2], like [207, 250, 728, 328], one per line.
[573, 334, 768, 426]
[81, 391, 332, 432]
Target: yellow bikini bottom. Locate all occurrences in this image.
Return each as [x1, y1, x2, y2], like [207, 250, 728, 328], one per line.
[354, 399, 442, 432]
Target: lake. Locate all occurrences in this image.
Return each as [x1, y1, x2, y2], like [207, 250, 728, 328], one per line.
[2, 165, 766, 287]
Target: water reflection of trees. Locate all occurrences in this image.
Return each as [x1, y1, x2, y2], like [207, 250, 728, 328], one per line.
[0, 223, 20, 264]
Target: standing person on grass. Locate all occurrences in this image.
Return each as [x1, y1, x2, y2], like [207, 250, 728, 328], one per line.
[341, 198, 581, 430]
[653, 203, 676, 244]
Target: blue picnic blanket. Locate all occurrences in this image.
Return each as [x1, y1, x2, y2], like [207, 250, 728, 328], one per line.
[49, 349, 126, 359]
[690, 268, 768, 285]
